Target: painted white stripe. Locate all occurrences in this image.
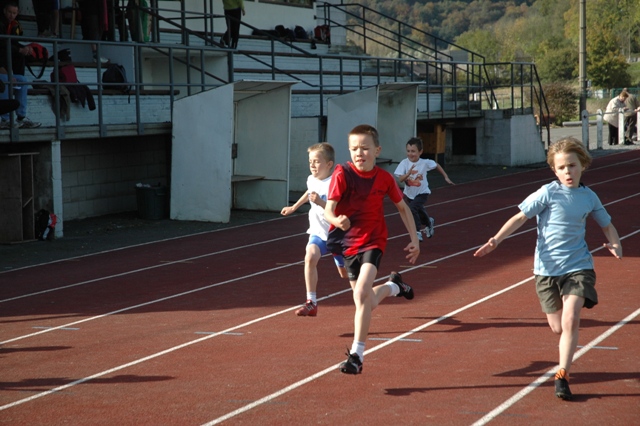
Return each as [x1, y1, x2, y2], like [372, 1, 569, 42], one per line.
[471, 307, 640, 426]
[577, 345, 618, 350]
[0, 160, 637, 417]
[31, 326, 79, 331]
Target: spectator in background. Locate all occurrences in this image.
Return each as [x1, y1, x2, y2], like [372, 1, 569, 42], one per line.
[33, 0, 59, 38]
[77, 0, 109, 64]
[623, 89, 640, 144]
[221, 0, 245, 49]
[0, 1, 41, 129]
[603, 89, 629, 146]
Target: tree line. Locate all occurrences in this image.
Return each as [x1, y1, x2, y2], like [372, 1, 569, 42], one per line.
[354, 0, 640, 88]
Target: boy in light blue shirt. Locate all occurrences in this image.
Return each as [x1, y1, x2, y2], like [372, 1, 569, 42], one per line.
[474, 137, 622, 401]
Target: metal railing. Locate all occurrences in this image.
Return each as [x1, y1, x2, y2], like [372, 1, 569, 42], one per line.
[0, 2, 551, 144]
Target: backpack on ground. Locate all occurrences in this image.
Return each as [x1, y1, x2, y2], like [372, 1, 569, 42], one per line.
[24, 42, 49, 79]
[102, 63, 130, 93]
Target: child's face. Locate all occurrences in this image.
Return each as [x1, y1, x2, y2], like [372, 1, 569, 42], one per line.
[4, 5, 18, 22]
[308, 150, 333, 180]
[552, 151, 584, 188]
[348, 133, 380, 172]
[406, 144, 422, 162]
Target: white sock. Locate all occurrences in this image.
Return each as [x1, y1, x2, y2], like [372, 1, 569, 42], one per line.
[350, 341, 365, 361]
[387, 282, 400, 297]
[307, 292, 317, 304]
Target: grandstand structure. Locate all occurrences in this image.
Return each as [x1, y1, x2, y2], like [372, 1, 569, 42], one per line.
[0, 1, 549, 237]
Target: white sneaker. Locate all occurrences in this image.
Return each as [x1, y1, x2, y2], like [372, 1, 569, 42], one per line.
[93, 55, 110, 65]
[424, 217, 435, 238]
[0, 119, 16, 129]
[416, 231, 423, 242]
[17, 117, 41, 129]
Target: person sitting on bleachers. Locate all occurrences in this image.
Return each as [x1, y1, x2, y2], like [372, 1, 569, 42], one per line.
[0, 1, 41, 129]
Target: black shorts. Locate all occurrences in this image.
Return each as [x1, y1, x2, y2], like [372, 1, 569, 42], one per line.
[344, 249, 383, 281]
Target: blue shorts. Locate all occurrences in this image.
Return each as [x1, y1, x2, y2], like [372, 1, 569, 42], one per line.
[308, 235, 345, 268]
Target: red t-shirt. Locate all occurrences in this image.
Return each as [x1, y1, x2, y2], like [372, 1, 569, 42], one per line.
[327, 162, 403, 256]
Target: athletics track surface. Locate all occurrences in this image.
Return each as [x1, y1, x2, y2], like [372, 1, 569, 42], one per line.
[1, 150, 639, 425]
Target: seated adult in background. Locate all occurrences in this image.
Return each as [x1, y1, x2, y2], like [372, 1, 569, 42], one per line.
[604, 89, 629, 146]
[0, 1, 41, 129]
[623, 89, 640, 144]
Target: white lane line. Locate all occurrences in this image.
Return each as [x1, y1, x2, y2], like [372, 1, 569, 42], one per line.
[201, 230, 640, 425]
[2, 155, 636, 277]
[0, 232, 305, 304]
[0, 179, 637, 413]
[471, 307, 640, 426]
[1, 229, 637, 416]
[201, 276, 537, 426]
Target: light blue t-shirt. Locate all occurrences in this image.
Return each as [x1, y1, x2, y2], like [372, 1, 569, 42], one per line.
[518, 181, 611, 276]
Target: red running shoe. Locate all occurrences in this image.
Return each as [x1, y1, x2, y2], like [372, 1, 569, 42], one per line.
[295, 300, 317, 316]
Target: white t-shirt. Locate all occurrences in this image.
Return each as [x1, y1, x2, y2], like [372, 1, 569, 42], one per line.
[306, 174, 331, 240]
[394, 158, 437, 199]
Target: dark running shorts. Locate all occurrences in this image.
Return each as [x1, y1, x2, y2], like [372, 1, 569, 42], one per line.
[535, 270, 597, 314]
[344, 249, 383, 281]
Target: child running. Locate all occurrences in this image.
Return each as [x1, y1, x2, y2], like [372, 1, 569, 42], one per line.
[324, 124, 420, 374]
[474, 137, 622, 400]
[281, 142, 347, 317]
[394, 137, 454, 241]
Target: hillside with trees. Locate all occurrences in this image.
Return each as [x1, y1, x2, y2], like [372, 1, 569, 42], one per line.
[352, 0, 640, 88]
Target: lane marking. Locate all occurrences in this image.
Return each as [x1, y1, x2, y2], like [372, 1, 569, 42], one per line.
[368, 337, 422, 342]
[577, 345, 617, 350]
[32, 326, 79, 331]
[0, 167, 637, 415]
[471, 307, 640, 426]
[195, 332, 243, 336]
[202, 231, 640, 425]
[2, 156, 637, 277]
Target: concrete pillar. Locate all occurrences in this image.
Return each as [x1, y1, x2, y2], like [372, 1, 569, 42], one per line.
[51, 140, 64, 238]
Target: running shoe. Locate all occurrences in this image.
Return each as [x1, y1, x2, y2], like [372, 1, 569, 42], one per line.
[424, 217, 435, 238]
[339, 349, 362, 374]
[295, 300, 317, 317]
[554, 368, 572, 400]
[390, 271, 414, 300]
[416, 231, 423, 242]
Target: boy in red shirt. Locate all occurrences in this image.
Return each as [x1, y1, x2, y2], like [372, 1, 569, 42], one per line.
[325, 124, 420, 374]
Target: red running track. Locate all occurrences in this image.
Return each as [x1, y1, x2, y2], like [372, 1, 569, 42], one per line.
[1, 150, 639, 425]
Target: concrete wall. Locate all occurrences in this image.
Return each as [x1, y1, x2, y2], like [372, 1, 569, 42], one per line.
[289, 117, 322, 194]
[447, 111, 546, 167]
[61, 135, 170, 220]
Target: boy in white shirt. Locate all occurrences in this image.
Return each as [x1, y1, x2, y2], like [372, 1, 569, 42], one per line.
[394, 137, 454, 241]
[281, 142, 347, 316]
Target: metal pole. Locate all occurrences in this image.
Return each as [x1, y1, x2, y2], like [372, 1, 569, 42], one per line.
[579, 0, 587, 114]
[596, 109, 603, 149]
[581, 110, 589, 149]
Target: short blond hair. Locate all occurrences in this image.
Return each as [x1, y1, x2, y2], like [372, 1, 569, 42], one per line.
[547, 137, 592, 170]
[308, 142, 335, 163]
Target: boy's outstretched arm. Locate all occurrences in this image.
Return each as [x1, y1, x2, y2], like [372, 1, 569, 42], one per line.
[394, 199, 420, 264]
[281, 190, 309, 216]
[474, 211, 528, 257]
[435, 164, 455, 185]
[601, 223, 623, 259]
